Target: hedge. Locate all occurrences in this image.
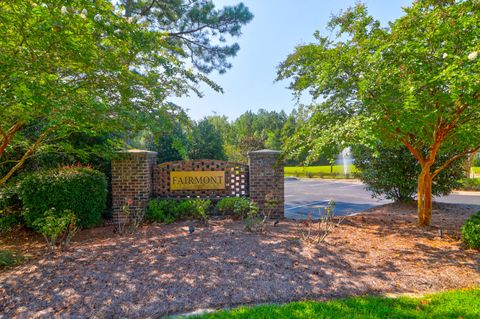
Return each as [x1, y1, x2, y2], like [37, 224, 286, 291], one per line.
[462, 211, 480, 249]
[19, 166, 107, 229]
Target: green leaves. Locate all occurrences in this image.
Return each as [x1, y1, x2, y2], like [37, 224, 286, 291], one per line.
[278, 0, 480, 168]
[1, 0, 251, 183]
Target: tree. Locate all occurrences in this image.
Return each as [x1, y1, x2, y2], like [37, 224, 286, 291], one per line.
[278, 1, 480, 226]
[123, 0, 254, 74]
[353, 145, 464, 202]
[188, 118, 226, 160]
[238, 135, 265, 161]
[0, 0, 252, 185]
[150, 124, 189, 163]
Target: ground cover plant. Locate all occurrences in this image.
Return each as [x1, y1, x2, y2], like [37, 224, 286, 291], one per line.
[284, 165, 357, 178]
[188, 288, 480, 319]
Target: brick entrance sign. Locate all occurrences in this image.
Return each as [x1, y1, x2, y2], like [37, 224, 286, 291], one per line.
[111, 149, 284, 222]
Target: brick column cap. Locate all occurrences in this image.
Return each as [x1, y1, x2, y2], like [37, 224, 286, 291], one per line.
[247, 149, 281, 156]
[117, 149, 157, 156]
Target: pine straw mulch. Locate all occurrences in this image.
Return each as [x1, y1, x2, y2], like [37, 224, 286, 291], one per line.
[0, 202, 479, 319]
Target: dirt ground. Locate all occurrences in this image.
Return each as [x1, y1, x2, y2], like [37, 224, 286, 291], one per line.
[1, 202, 479, 319]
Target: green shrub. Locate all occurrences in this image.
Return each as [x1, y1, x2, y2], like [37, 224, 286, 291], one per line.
[353, 145, 465, 202]
[460, 178, 480, 191]
[462, 211, 480, 249]
[33, 208, 78, 250]
[146, 199, 211, 223]
[216, 197, 251, 219]
[19, 166, 107, 229]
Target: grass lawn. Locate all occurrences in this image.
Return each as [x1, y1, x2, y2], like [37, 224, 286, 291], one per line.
[473, 166, 479, 174]
[284, 165, 357, 178]
[189, 288, 480, 319]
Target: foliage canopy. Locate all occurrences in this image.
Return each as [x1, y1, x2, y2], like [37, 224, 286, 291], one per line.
[278, 0, 480, 226]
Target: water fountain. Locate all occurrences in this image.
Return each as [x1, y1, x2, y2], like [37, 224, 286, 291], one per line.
[339, 147, 352, 178]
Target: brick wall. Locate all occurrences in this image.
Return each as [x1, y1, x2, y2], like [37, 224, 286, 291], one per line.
[248, 150, 284, 219]
[111, 149, 284, 224]
[111, 150, 157, 224]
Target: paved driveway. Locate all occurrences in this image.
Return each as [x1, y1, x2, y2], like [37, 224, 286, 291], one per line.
[285, 178, 480, 219]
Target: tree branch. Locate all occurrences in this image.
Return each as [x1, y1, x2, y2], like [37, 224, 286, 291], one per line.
[432, 144, 480, 179]
[0, 122, 23, 157]
[140, 0, 159, 16]
[0, 125, 58, 186]
[400, 137, 425, 165]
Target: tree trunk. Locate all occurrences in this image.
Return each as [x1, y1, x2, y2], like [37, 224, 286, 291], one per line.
[417, 166, 433, 227]
[465, 151, 477, 178]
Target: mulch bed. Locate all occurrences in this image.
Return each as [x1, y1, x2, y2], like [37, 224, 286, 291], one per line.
[1, 202, 479, 318]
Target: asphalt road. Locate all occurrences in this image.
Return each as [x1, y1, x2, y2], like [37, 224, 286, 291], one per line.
[284, 178, 480, 219]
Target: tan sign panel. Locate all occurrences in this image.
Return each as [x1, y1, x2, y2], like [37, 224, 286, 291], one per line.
[170, 171, 225, 190]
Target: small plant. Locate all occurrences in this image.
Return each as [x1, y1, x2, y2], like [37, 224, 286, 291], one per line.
[146, 199, 211, 224]
[146, 199, 176, 223]
[0, 250, 23, 269]
[32, 208, 78, 251]
[116, 198, 145, 234]
[216, 197, 251, 219]
[243, 201, 261, 232]
[263, 192, 278, 221]
[298, 200, 343, 244]
[191, 199, 210, 223]
[462, 211, 480, 249]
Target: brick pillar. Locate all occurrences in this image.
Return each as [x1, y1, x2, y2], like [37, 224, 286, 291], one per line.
[248, 149, 284, 219]
[111, 150, 157, 224]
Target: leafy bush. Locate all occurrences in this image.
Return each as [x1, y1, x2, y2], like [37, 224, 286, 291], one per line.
[353, 145, 465, 202]
[243, 201, 261, 232]
[460, 178, 480, 191]
[19, 166, 107, 229]
[216, 197, 251, 219]
[146, 199, 211, 223]
[33, 208, 78, 250]
[216, 197, 264, 231]
[462, 211, 480, 249]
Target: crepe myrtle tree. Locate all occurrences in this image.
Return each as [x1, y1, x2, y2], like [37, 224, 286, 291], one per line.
[0, 0, 251, 185]
[277, 0, 480, 226]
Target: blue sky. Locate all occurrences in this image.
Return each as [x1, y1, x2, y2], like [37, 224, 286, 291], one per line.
[174, 0, 412, 120]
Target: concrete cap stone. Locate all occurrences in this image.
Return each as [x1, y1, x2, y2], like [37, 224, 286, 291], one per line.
[247, 149, 281, 155]
[117, 149, 157, 155]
